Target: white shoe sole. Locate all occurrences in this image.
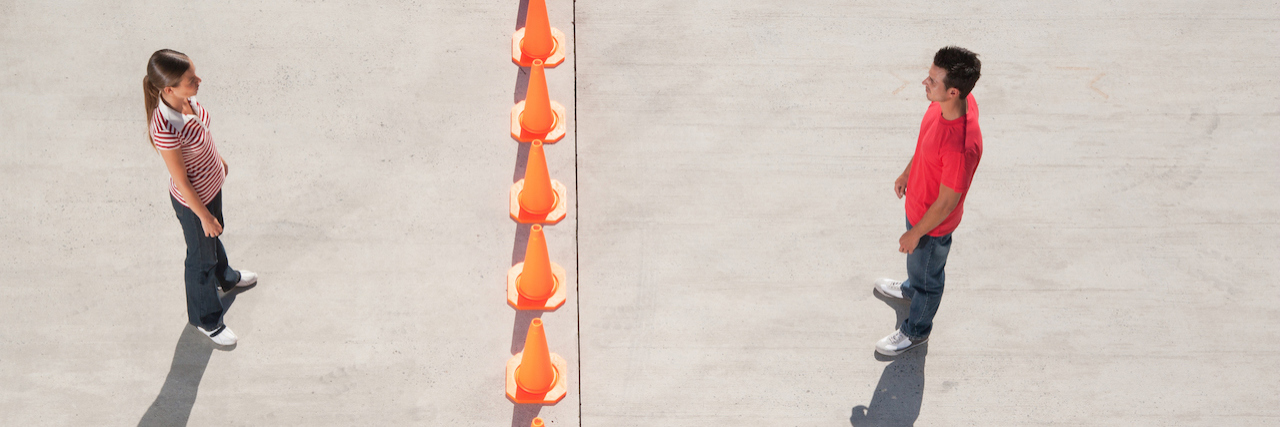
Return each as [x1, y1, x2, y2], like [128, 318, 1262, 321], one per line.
[874, 286, 908, 301]
[875, 336, 928, 356]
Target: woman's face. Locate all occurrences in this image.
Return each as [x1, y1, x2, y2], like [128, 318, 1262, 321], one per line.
[164, 64, 201, 100]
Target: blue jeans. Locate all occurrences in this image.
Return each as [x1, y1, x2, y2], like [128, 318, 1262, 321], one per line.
[899, 216, 952, 340]
[172, 192, 241, 330]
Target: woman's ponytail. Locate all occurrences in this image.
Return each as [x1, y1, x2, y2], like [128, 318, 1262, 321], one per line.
[143, 75, 160, 150]
[143, 49, 191, 151]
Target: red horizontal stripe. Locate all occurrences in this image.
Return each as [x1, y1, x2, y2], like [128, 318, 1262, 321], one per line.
[155, 104, 223, 207]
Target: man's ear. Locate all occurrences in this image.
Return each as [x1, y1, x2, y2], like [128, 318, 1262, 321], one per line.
[947, 87, 959, 98]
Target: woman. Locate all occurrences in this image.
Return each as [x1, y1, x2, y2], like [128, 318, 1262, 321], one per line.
[144, 49, 256, 346]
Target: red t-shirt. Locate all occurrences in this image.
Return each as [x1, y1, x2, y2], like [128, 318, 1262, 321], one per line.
[905, 94, 982, 237]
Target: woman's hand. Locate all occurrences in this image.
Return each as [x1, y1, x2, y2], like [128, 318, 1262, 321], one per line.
[200, 215, 223, 237]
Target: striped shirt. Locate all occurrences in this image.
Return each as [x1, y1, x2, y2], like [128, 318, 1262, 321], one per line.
[149, 96, 225, 208]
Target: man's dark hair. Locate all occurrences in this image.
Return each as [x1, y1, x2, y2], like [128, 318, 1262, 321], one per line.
[933, 46, 981, 98]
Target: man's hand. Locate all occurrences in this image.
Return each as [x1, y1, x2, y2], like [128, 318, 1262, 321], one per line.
[895, 173, 909, 199]
[899, 229, 921, 254]
[221, 158, 229, 175]
[899, 185, 960, 254]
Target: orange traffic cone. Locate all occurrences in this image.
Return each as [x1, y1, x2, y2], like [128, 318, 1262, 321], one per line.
[506, 318, 568, 404]
[512, 61, 566, 143]
[520, 140, 556, 214]
[515, 318, 556, 394]
[531, 419, 545, 427]
[520, 0, 555, 60]
[520, 60, 555, 135]
[512, 0, 566, 67]
[508, 224, 567, 310]
[510, 141, 567, 224]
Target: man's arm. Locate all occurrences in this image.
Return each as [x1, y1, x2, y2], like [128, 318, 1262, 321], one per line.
[898, 183, 961, 253]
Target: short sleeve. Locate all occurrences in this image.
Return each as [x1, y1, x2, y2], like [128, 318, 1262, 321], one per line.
[150, 112, 181, 150]
[940, 128, 970, 193]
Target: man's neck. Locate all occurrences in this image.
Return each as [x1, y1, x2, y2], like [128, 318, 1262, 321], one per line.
[940, 96, 966, 121]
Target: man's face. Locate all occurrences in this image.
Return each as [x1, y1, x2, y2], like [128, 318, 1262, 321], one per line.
[922, 64, 957, 103]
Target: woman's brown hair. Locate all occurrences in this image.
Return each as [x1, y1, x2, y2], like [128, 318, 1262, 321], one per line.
[143, 49, 190, 150]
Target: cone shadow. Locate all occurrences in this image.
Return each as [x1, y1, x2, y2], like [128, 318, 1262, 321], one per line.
[850, 346, 928, 426]
[513, 141, 530, 183]
[136, 325, 215, 427]
[515, 0, 529, 30]
[511, 403, 543, 427]
[512, 223, 533, 265]
[510, 310, 546, 354]
[514, 67, 530, 103]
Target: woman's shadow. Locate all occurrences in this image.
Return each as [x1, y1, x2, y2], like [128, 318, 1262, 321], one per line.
[849, 291, 928, 427]
[137, 290, 243, 427]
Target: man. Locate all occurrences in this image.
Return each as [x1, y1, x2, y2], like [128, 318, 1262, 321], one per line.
[874, 46, 983, 356]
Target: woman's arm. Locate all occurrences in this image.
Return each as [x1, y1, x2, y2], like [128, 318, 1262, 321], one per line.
[159, 149, 223, 237]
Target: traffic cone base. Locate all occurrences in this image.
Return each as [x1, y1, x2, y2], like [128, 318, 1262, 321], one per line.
[506, 351, 568, 404]
[512, 27, 567, 67]
[511, 100, 566, 143]
[507, 261, 567, 311]
[510, 179, 567, 224]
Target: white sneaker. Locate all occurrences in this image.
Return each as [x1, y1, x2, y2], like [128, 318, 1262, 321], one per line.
[875, 329, 927, 356]
[874, 278, 907, 300]
[221, 270, 258, 292]
[234, 270, 258, 288]
[198, 325, 238, 346]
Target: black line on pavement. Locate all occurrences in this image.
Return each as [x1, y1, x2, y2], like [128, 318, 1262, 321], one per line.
[572, 1, 581, 426]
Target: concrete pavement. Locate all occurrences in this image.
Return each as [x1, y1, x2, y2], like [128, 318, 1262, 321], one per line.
[3, 0, 577, 425]
[575, 1, 1280, 425]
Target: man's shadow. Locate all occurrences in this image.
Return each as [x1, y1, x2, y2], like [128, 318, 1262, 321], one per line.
[850, 292, 927, 427]
[137, 289, 245, 427]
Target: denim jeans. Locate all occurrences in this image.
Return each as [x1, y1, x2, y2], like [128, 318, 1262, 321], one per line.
[899, 215, 953, 340]
[171, 192, 241, 330]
